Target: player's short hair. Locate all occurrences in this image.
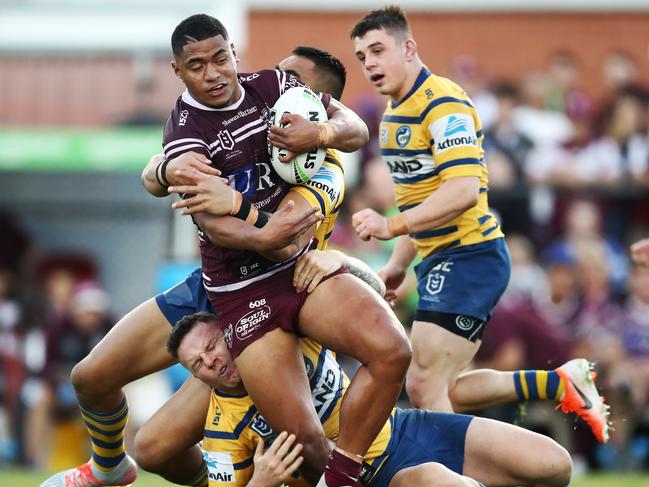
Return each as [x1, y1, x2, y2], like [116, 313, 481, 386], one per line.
[350, 5, 411, 40]
[292, 46, 347, 100]
[167, 311, 219, 359]
[172, 14, 229, 56]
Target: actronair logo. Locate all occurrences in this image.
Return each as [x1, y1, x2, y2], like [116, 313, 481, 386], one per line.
[443, 115, 468, 137]
[436, 134, 477, 152]
[432, 113, 478, 153]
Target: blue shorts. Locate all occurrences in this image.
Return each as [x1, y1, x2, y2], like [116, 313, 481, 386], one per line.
[367, 409, 473, 487]
[414, 238, 511, 341]
[155, 268, 214, 326]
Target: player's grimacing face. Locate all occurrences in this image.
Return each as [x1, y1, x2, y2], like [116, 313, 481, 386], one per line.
[354, 28, 408, 98]
[173, 35, 240, 108]
[177, 321, 242, 391]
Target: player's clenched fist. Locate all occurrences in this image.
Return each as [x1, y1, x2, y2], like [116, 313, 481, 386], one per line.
[352, 208, 391, 241]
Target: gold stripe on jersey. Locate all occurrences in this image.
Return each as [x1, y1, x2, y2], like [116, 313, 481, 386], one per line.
[290, 149, 344, 249]
[202, 337, 392, 487]
[379, 67, 503, 258]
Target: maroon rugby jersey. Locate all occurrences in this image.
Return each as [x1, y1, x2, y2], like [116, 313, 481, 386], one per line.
[162, 70, 330, 289]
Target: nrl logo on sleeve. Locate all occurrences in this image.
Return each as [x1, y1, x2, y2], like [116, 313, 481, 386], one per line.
[380, 126, 388, 145]
[251, 414, 273, 437]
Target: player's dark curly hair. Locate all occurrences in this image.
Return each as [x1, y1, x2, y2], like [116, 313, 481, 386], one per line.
[350, 5, 411, 39]
[292, 46, 347, 100]
[172, 14, 229, 56]
[167, 311, 219, 359]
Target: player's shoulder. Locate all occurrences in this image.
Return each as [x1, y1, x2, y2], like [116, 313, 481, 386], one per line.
[163, 94, 206, 143]
[425, 74, 472, 103]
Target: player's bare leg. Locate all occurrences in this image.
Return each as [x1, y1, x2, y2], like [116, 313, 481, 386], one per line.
[40, 298, 176, 487]
[406, 321, 480, 412]
[448, 361, 610, 443]
[234, 327, 330, 485]
[135, 375, 210, 486]
[390, 463, 482, 487]
[299, 274, 411, 478]
[462, 417, 572, 486]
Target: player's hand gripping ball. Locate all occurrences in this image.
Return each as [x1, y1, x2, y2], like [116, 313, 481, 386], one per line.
[270, 87, 327, 184]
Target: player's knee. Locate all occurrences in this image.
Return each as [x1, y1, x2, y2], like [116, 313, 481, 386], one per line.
[406, 366, 443, 409]
[382, 334, 411, 377]
[70, 357, 102, 398]
[545, 444, 572, 486]
[133, 425, 166, 473]
[291, 424, 329, 473]
[368, 321, 411, 378]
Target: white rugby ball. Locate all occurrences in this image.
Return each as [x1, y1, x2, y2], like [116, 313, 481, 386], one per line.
[270, 86, 328, 185]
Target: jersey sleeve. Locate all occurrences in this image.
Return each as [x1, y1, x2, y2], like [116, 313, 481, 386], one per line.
[291, 150, 344, 218]
[425, 99, 482, 181]
[162, 102, 212, 161]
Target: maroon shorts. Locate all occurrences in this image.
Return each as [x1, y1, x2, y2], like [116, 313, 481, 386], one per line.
[207, 265, 347, 359]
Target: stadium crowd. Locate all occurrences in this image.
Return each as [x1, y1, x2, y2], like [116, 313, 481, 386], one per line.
[0, 47, 648, 476]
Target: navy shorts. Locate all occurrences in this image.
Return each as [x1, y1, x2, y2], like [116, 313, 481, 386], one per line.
[155, 268, 214, 326]
[367, 409, 473, 487]
[414, 238, 511, 341]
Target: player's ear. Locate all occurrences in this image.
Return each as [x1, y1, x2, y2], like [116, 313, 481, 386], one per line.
[171, 60, 183, 81]
[403, 38, 417, 61]
[231, 43, 240, 63]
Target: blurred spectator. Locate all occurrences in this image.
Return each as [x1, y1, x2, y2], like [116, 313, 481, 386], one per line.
[602, 51, 640, 93]
[22, 281, 113, 469]
[582, 86, 649, 187]
[477, 237, 575, 373]
[450, 56, 498, 129]
[515, 71, 574, 150]
[547, 199, 629, 294]
[483, 82, 533, 188]
[544, 50, 593, 121]
[595, 265, 649, 469]
[0, 267, 25, 463]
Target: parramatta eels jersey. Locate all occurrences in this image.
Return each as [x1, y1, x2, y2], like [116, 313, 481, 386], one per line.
[295, 150, 345, 250]
[379, 67, 504, 258]
[202, 338, 392, 486]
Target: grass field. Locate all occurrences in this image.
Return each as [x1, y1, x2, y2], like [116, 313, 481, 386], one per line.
[1, 469, 647, 486]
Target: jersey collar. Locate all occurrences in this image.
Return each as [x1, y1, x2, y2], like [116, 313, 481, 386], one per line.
[181, 84, 246, 111]
[390, 67, 431, 110]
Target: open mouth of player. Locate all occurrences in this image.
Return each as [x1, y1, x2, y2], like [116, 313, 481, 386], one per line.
[370, 73, 385, 85]
[219, 364, 228, 376]
[208, 83, 227, 96]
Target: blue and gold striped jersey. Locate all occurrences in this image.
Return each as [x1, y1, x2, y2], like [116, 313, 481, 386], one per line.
[202, 338, 392, 486]
[379, 68, 504, 258]
[292, 149, 345, 250]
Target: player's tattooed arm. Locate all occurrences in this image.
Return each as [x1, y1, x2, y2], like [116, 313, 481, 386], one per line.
[294, 249, 386, 296]
[345, 254, 387, 297]
[141, 151, 222, 198]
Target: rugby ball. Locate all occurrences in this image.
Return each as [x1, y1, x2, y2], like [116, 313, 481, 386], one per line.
[270, 87, 328, 185]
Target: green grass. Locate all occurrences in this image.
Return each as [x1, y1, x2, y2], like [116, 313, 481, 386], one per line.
[0, 469, 647, 486]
